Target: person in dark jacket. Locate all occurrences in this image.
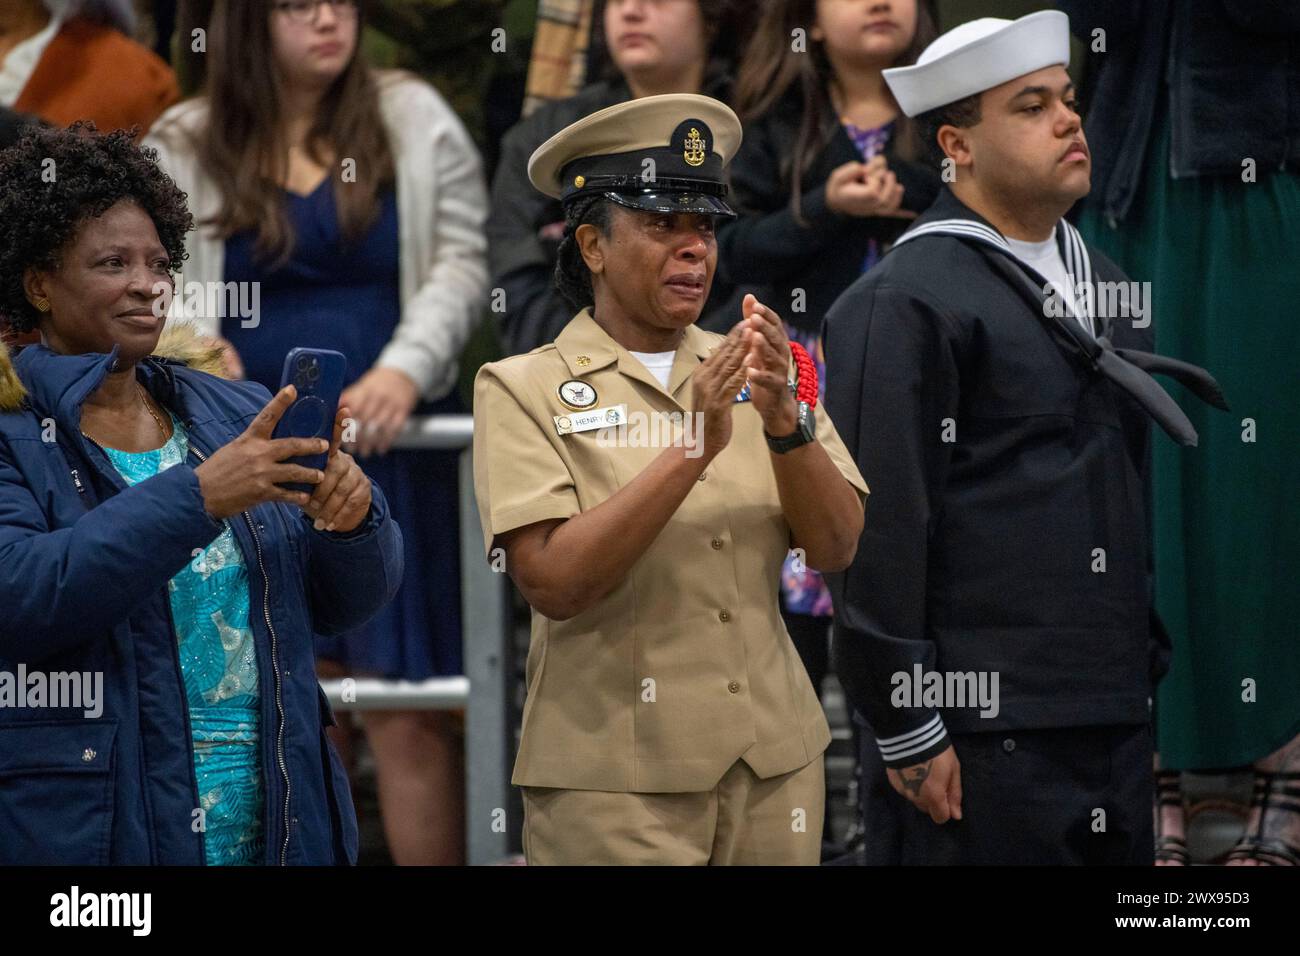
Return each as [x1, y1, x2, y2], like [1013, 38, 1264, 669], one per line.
[0, 123, 404, 865]
[488, 0, 745, 356]
[1059, 0, 1300, 226]
[720, 0, 941, 343]
[824, 11, 1225, 865]
[1060, 0, 1300, 866]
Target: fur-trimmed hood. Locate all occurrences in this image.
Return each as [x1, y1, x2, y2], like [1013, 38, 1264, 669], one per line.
[0, 321, 228, 414]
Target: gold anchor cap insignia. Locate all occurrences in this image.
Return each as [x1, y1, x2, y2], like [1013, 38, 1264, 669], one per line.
[683, 126, 706, 167]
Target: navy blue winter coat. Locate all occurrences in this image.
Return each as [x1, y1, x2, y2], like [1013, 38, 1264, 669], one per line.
[0, 325, 404, 864]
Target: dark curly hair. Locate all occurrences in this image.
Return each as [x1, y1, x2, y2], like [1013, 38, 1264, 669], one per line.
[554, 195, 615, 312]
[0, 121, 192, 333]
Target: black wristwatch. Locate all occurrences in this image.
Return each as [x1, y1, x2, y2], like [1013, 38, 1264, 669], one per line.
[765, 401, 815, 454]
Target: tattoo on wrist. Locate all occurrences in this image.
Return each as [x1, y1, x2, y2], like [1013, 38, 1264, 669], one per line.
[901, 761, 932, 796]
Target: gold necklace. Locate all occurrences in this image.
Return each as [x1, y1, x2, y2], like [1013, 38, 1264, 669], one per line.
[81, 382, 171, 447]
[136, 382, 171, 440]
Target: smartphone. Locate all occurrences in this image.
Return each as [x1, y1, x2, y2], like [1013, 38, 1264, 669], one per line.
[272, 347, 348, 493]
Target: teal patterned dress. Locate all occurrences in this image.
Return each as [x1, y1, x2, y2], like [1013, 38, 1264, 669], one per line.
[102, 410, 266, 864]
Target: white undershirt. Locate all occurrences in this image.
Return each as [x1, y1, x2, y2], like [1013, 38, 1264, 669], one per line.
[628, 350, 676, 389]
[0, 10, 63, 108]
[1005, 235, 1092, 334]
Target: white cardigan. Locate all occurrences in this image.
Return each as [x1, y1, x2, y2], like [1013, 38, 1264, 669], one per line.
[143, 70, 488, 401]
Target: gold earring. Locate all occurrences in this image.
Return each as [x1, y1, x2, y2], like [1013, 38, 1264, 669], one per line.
[34, 298, 50, 313]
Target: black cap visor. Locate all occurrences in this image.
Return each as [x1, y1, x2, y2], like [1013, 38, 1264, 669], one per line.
[604, 189, 736, 218]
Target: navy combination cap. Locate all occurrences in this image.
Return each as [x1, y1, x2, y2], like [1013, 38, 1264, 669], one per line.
[527, 93, 743, 217]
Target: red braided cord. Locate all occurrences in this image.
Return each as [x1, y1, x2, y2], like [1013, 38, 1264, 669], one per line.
[789, 341, 818, 408]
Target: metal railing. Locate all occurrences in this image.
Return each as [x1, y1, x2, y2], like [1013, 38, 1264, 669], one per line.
[318, 413, 513, 866]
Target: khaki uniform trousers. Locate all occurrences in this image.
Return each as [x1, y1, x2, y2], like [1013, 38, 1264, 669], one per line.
[521, 754, 824, 865]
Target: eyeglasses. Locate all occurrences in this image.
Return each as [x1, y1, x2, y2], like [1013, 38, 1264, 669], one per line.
[272, 0, 358, 25]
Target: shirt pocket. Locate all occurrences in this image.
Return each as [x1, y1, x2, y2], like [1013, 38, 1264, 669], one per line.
[0, 719, 119, 864]
[565, 427, 635, 507]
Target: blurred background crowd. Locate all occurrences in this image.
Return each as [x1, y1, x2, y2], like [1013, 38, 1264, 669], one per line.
[1, 0, 1295, 865]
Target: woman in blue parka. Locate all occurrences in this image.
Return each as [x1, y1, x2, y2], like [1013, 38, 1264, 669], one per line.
[0, 123, 404, 865]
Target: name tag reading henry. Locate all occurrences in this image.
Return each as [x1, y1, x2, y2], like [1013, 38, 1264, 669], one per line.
[554, 404, 627, 436]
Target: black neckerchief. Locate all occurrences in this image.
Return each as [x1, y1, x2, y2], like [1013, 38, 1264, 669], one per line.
[888, 190, 1228, 446]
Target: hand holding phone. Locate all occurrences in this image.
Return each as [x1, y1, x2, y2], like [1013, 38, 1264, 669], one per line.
[194, 386, 329, 520]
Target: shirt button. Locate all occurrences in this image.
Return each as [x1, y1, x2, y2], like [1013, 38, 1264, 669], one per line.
[718, 608, 731, 622]
[1002, 738, 1016, 753]
[728, 680, 741, 694]
[82, 748, 96, 762]
[697, 471, 708, 481]
[711, 537, 723, 550]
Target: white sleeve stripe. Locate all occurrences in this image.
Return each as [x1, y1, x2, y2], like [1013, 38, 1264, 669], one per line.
[878, 720, 948, 761]
[876, 713, 943, 746]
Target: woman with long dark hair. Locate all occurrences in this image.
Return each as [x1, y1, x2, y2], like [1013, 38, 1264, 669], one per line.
[145, 0, 488, 864]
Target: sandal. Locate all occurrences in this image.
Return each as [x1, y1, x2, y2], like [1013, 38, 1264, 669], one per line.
[1225, 771, 1300, 866]
[1154, 769, 1189, 865]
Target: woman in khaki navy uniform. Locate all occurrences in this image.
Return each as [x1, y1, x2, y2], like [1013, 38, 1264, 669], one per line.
[472, 94, 868, 865]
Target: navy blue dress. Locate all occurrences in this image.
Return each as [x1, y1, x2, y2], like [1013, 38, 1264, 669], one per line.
[223, 180, 462, 678]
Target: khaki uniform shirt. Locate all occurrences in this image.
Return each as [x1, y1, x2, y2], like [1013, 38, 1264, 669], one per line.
[473, 308, 869, 792]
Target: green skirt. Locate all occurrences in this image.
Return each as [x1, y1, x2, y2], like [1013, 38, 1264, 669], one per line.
[1078, 111, 1300, 770]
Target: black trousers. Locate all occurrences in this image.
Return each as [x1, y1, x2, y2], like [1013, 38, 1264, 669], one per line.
[888, 723, 1155, 865]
